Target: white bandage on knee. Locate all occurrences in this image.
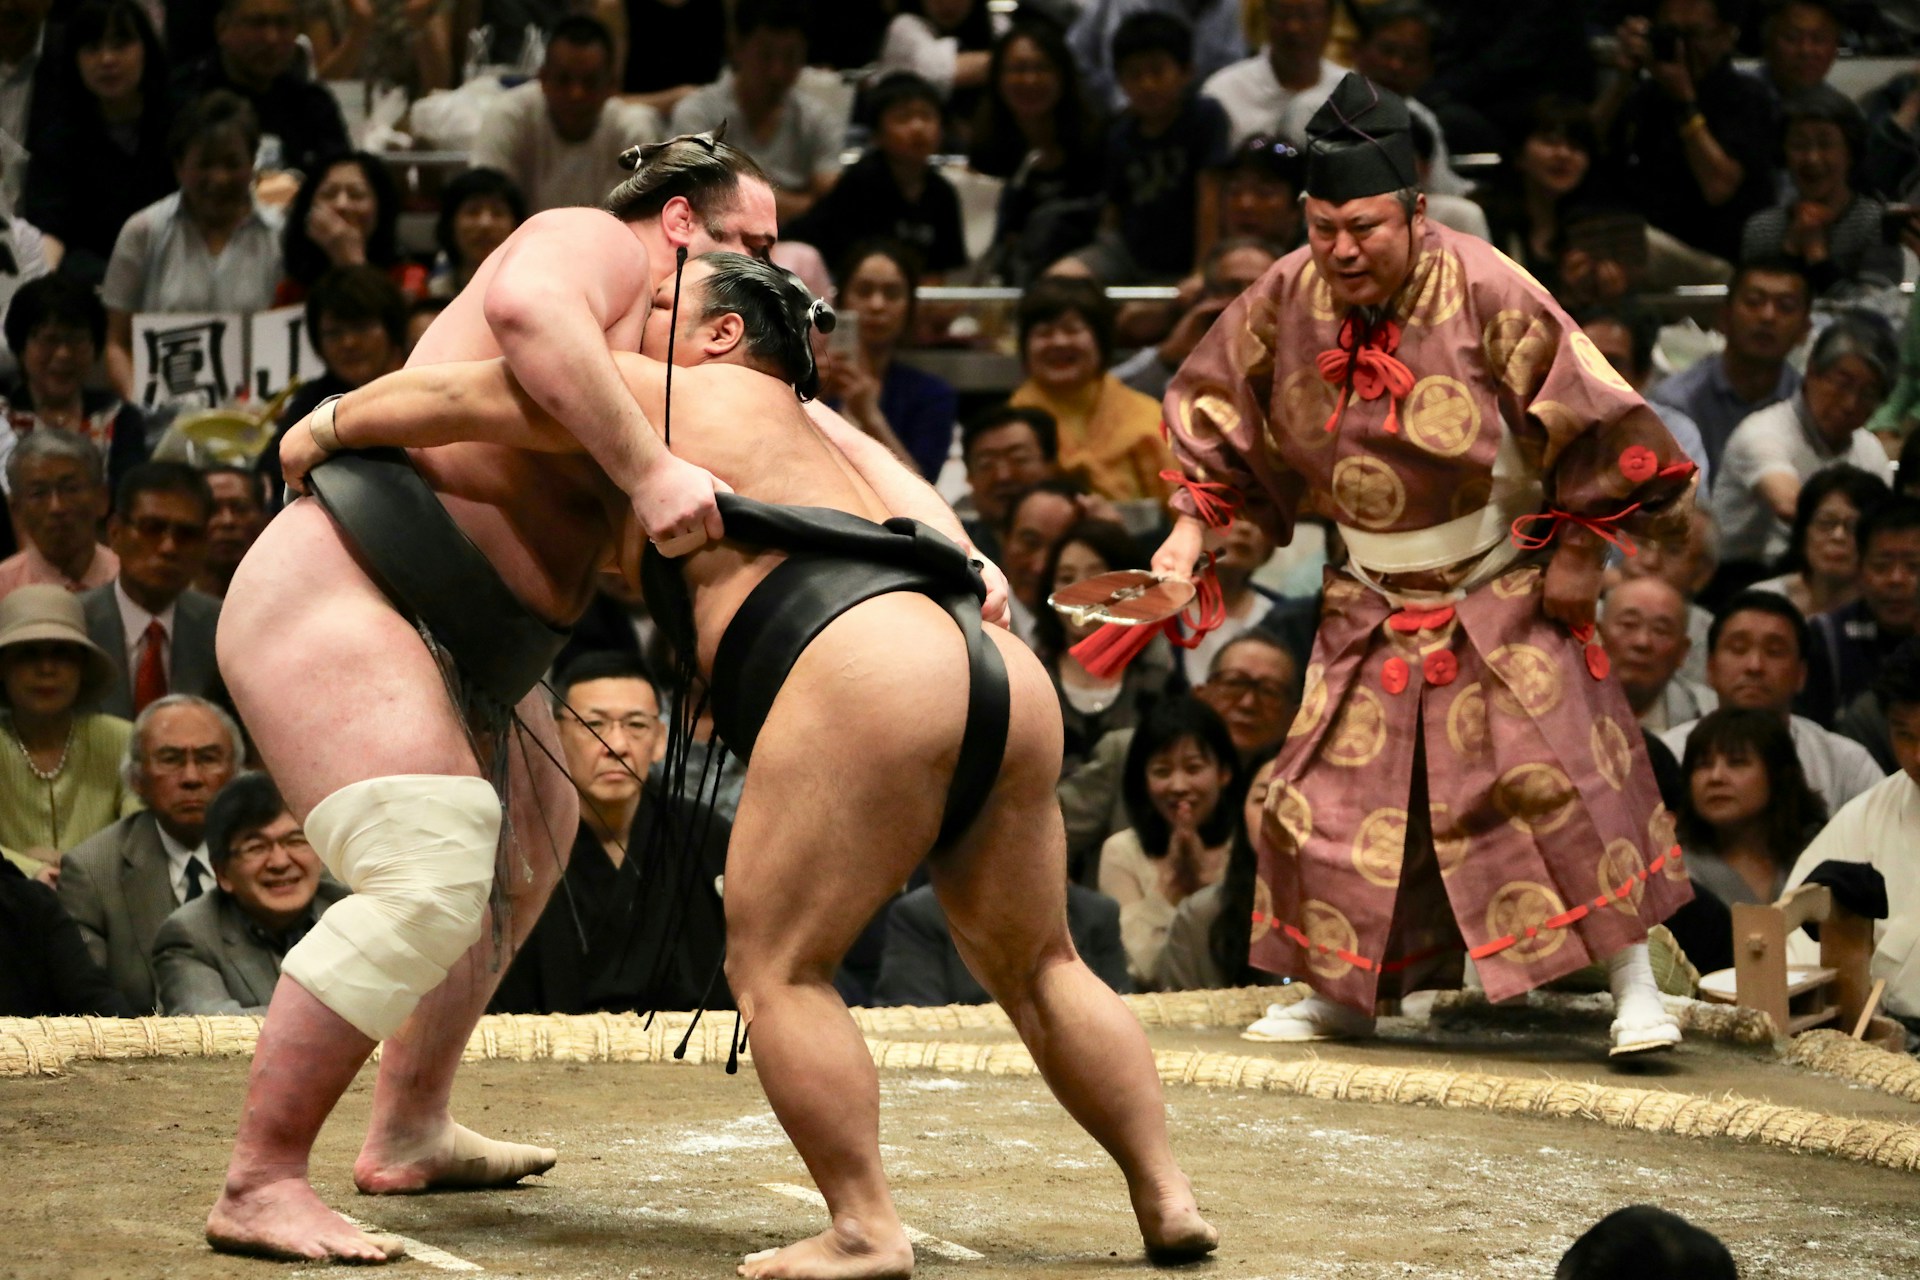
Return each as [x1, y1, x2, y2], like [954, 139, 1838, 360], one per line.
[280, 775, 501, 1041]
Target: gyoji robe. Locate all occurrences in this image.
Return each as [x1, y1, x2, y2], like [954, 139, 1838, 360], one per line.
[1164, 220, 1698, 1010]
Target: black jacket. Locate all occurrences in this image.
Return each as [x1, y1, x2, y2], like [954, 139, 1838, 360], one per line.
[0, 860, 131, 1017]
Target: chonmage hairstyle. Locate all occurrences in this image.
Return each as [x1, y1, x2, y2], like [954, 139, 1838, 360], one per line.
[603, 127, 770, 231]
[695, 251, 835, 399]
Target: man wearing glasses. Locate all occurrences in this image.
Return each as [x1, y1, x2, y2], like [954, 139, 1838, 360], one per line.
[79, 462, 220, 719]
[170, 0, 350, 178]
[491, 649, 731, 1017]
[152, 772, 348, 1015]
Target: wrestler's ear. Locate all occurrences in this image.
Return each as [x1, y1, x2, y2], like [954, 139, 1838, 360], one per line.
[660, 195, 697, 248]
[705, 310, 747, 359]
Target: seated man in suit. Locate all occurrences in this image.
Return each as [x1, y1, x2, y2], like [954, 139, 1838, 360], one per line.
[491, 650, 732, 1015]
[58, 694, 244, 1011]
[154, 772, 347, 1015]
[82, 462, 222, 720]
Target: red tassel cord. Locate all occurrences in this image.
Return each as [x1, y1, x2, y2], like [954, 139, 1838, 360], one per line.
[1316, 315, 1415, 436]
[1510, 501, 1646, 558]
[1070, 557, 1230, 680]
[1159, 469, 1240, 531]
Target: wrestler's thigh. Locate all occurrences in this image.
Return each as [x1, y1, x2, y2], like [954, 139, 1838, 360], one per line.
[217, 499, 481, 819]
[723, 594, 969, 975]
[928, 629, 1076, 975]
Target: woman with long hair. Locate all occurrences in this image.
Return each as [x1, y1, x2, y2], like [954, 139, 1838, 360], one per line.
[1098, 695, 1242, 986]
[1474, 95, 1596, 296]
[24, 0, 175, 287]
[819, 240, 959, 480]
[1676, 707, 1827, 909]
[968, 18, 1105, 283]
[1155, 744, 1286, 991]
[1751, 464, 1890, 618]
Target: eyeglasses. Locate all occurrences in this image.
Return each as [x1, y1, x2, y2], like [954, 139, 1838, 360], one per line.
[1205, 673, 1291, 705]
[26, 328, 95, 354]
[146, 745, 232, 773]
[1810, 513, 1858, 536]
[230, 831, 311, 861]
[567, 713, 659, 739]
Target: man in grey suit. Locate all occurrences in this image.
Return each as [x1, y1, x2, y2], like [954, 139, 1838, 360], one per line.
[79, 462, 223, 720]
[58, 695, 243, 1011]
[155, 773, 348, 1015]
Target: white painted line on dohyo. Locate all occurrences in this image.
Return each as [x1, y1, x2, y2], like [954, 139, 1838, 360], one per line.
[759, 1182, 987, 1262]
[341, 1214, 485, 1272]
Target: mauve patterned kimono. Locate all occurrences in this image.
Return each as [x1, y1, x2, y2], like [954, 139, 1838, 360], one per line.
[1164, 221, 1698, 1010]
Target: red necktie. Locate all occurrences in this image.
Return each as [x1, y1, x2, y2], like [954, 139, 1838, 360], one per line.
[133, 618, 167, 714]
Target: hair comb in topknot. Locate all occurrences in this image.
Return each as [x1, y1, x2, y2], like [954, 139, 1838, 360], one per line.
[618, 121, 728, 172]
[806, 297, 836, 334]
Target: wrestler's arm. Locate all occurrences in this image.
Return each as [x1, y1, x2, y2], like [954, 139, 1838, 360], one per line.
[484, 210, 727, 550]
[805, 399, 1011, 627]
[280, 360, 578, 490]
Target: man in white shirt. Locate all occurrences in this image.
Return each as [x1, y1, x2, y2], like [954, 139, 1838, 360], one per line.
[470, 16, 664, 214]
[1599, 575, 1718, 732]
[57, 694, 244, 1011]
[670, 0, 845, 224]
[1711, 314, 1898, 567]
[1199, 0, 1343, 146]
[1783, 639, 1920, 1022]
[1662, 591, 1884, 813]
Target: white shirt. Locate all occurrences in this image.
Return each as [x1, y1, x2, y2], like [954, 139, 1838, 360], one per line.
[1181, 588, 1268, 687]
[158, 822, 214, 907]
[114, 579, 176, 689]
[1711, 396, 1894, 565]
[876, 14, 962, 97]
[0, 27, 43, 157]
[1639, 676, 1718, 734]
[1661, 712, 1886, 817]
[1784, 772, 1920, 1018]
[99, 192, 284, 316]
[1200, 54, 1342, 147]
[470, 82, 664, 214]
[670, 70, 845, 195]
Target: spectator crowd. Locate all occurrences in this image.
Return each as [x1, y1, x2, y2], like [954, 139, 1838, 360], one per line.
[4, 0, 1920, 1112]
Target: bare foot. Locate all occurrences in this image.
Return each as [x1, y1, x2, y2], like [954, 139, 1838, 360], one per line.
[1134, 1176, 1219, 1263]
[737, 1219, 914, 1279]
[208, 1176, 407, 1263]
[354, 1119, 556, 1194]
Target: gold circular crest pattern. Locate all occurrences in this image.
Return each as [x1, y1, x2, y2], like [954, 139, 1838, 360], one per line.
[1570, 329, 1635, 393]
[1178, 386, 1240, 448]
[1234, 295, 1278, 380]
[1492, 565, 1542, 599]
[1494, 762, 1577, 836]
[1302, 898, 1359, 980]
[1322, 686, 1388, 768]
[1490, 244, 1550, 294]
[1277, 368, 1337, 450]
[1266, 779, 1314, 851]
[1649, 805, 1685, 880]
[1351, 807, 1408, 888]
[1487, 644, 1564, 719]
[1403, 376, 1481, 458]
[1331, 455, 1407, 530]
[1291, 662, 1328, 738]
[1481, 309, 1555, 398]
[1397, 248, 1465, 327]
[1430, 802, 1470, 875]
[1322, 577, 1368, 612]
[1590, 717, 1633, 792]
[1445, 681, 1490, 758]
[1597, 838, 1647, 914]
[1251, 876, 1274, 943]
[1485, 881, 1570, 964]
